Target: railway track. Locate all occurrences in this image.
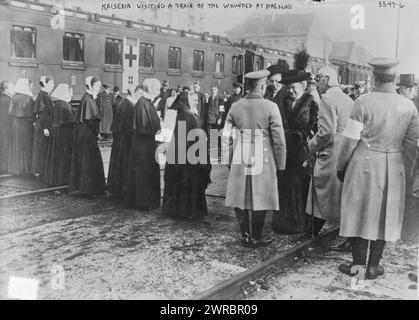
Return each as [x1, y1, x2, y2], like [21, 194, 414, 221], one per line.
[193, 227, 340, 300]
[0, 174, 68, 201]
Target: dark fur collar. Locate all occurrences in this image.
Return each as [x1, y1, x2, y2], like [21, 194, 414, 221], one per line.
[285, 92, 313, 113]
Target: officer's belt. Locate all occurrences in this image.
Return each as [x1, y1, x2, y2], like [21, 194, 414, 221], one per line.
[358, 142, 401, 153]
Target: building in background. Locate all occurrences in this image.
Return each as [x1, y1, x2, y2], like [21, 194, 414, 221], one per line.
[329, 41, 373, 85]
[226, 13, 333, 60]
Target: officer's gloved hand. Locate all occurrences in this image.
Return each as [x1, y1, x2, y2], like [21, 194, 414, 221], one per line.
[337, 170, 345, 183]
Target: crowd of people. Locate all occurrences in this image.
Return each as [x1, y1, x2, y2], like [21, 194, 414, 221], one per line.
[221, 50, 419, 281]
[0, 48, 418, 282]
[0, 75, 242, 216]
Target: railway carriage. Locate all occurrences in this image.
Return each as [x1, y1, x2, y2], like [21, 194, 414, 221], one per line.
[0, 0, 244, 102]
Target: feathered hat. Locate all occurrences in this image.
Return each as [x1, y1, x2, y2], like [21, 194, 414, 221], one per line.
[280, 49, 311, 84]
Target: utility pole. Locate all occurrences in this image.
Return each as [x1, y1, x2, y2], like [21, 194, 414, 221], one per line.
[395, 1, 401, 59]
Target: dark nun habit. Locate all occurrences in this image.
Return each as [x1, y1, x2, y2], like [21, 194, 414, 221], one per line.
[162, 92, 211, 220]
[31, 76, 54, 178]
[107, 95, 136, 195]
[8, 78, 34, 174]
[69, 77, 106, 195]
[124, 92, 161, 209]
[44, 84, 75, 187]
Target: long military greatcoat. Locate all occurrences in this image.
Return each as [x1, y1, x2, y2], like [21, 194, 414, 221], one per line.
[222, 91, 286, 211]
[337, 84, 419, 241]
[306, 86, 354, 222]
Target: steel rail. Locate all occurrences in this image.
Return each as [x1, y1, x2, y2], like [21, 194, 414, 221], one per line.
[193, 226, 340, 300]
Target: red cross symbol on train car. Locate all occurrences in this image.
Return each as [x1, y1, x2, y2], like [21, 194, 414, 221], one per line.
[125, 46, 137, 68]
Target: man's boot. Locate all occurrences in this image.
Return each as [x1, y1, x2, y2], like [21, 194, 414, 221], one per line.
[366, 240, 385, 280]
[251, 211, 272, 248]
[234, 208, 251, 247]
[338, 237, 368, 276]
[330, 238, 352, 252]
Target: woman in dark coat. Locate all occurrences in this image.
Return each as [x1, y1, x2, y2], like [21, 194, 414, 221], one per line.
[44, 84, 75, 187]
[124, 79, 162, 210]
[31, 76, 54, 180]
[0, 81, 14, 173]
[162, 92, 211, 220]
[272, 50, 319, 234]
[8, 78, 34, 174]
[107, 86, 141, 195]
[69, 76, 106, 195]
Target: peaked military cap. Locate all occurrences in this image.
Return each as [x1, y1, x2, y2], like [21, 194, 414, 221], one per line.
[368, 57, 399, 76]
[245, 70, 270, 80]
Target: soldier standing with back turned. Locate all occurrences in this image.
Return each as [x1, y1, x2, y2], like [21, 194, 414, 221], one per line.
[222, 70, 287, 248]
[336, 58, 419, 280]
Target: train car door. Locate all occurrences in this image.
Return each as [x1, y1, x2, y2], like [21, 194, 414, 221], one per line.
[122, 37, 139, 93]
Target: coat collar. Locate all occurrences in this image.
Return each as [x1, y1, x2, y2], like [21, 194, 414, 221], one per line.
[40, 87, 51, 94]
[375, 83, 397, 94]
[246, 91, 264, 99]
[126, 95, 137, 105]
[325, 86, 342, 95]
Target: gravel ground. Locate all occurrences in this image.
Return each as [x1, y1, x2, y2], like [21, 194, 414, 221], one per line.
[244, 234, 418, 300]
[0, 169, 300, 300]
[0, 185, 27, 197]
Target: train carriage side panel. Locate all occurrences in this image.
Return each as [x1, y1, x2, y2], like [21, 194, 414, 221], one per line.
[1, 1, 242, 100]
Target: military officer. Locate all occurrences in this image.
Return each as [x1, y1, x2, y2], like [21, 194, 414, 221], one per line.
[397, 74, 419, 199]
[222, 70, 287, 248]
[305, 66, 354, 238]
[336, 58, 419, 280]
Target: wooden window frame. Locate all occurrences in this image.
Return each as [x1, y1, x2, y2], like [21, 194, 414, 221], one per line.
[10, 25, 37, 60]
[168, 46, 181, 70]
[105, 37, 123, 66]
[139, 42, 155, 69]
[63, 32, 85, 63]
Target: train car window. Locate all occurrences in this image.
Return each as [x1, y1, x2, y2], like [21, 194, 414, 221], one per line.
[168, 46, 181, 69]
[275, 40, 279, 49]
[193, 50, 204, 72]
[232, 56, 237, 74]
[254, 55, 263, 71]
[267, 40, 271, 48]
[105, 38, 122, 65]
[10, 26, 36, 59]
[301, 40, 306, 50]
[284, 40, 288, 50]
[139, 43, 154, 68]
[238, 55, 243, 75]
[215, 53, 224, 73]
[63, 32, 84, 62]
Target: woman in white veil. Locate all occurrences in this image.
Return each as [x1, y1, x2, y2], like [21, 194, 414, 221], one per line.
[8, 78, 34, 174]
